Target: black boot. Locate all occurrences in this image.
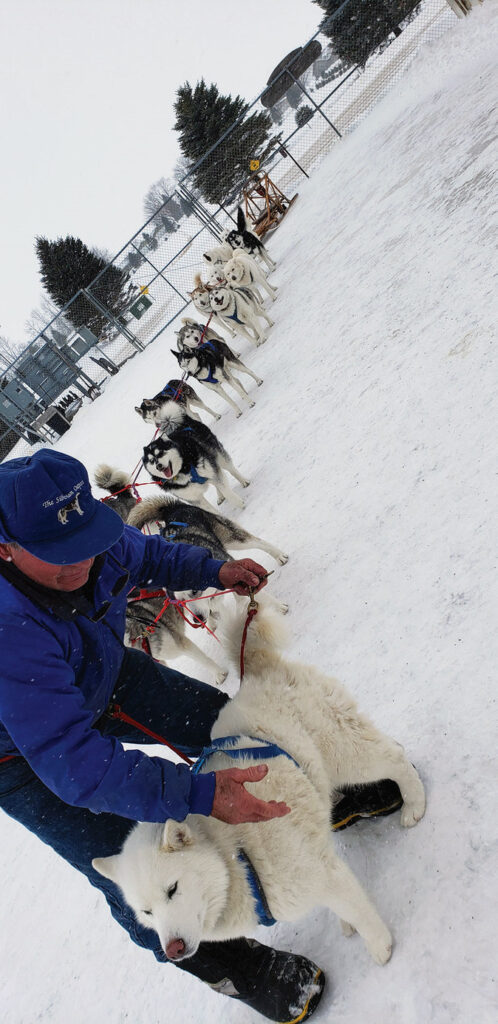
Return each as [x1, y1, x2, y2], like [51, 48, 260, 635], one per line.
[216, 939, 325, 1022]
[332, 778, 403, 831]
[178, 937, 325, 1022]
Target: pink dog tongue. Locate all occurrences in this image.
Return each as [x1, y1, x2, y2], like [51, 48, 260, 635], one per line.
[165, 462, 173, 479]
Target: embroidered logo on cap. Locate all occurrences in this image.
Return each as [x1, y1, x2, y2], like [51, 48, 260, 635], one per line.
[57, 494, 84, 525]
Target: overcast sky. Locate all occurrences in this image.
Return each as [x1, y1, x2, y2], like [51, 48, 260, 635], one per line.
[0, 0, 320, 345]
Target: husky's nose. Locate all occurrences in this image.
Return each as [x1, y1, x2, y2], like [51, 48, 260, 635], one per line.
[166, 938, 186, 960]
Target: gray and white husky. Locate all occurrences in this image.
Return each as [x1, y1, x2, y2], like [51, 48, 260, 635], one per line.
[172, 332, 263, 418]
[93, 465, 226, 683]
[135, 380, 220, 424]
[175, 317, 229, 351]
[128, 493, 289, 630]
[188, 276, 237, 338]
[209, 286, 274, 346]
[93, 600, 425, 964]
[142, 401, 249, 512]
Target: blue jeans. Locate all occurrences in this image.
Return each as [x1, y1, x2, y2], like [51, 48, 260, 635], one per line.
[0, 648, 269, 993]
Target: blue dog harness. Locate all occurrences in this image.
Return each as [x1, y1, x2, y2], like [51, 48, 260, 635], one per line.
[192, 735, 300, 927]
[189, 465, 207, 484]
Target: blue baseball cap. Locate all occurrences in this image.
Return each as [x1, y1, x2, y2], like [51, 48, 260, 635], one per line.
[0, 449, 124, 565]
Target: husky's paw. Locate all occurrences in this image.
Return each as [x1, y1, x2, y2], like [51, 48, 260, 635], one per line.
[400, 795, 425, 828]
[215, 669, 229, 686]
[341, 920, 356, 938]
[277, 553, 289, 565]
[277, 602, 289, 615]
[367, 927, 393, 966]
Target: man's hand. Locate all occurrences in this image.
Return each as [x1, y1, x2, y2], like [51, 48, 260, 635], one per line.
[211, 765, 291, 824]
[218, 558, 269, 596]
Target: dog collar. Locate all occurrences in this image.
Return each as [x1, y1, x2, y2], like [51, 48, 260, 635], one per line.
[237, 849, 276, 927]
[191, 735, 299, 775]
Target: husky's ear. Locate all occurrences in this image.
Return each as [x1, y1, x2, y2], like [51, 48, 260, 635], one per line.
[92, 855, 121, 882]
[203, 253, 212, 263]
[171, 349, 181, 360]
[135, 406, 143, 415]
[161, 820, 194, 852]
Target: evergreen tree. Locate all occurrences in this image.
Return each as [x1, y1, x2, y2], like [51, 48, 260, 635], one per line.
[35, 236, 136, 337]
[295, 105, 315, 128]
[173, 80, 277, 205]
[313, 0, 421, 67]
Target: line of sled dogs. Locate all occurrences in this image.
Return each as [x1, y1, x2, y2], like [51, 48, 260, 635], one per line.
[93, 206, 426, 984]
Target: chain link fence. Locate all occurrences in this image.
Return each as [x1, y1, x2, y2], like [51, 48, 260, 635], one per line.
[1, 0, 458, 461]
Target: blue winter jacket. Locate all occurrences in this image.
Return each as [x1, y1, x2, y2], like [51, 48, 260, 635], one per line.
[0, 525, 225, 822]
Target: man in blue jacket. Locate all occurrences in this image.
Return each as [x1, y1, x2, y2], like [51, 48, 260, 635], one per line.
[0, 449, 402, 1022]
[0, 448, 329, 1023]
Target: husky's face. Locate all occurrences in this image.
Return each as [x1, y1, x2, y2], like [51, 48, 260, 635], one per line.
[209, 287, 230, 312]
[206, 260, 226, 287]
[224, 260, 244, 287]
[190, 288, 211, 313]
[171, 349, 196, 373]
[143, 439, 183, 481]
[226, 230, 244, 249]
[92, 821, 229, 961]
[135, 398, 159, 424]
[177, 325, 203, 350]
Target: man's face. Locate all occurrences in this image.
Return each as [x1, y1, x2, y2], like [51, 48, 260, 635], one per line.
[0, 544, 94, 591]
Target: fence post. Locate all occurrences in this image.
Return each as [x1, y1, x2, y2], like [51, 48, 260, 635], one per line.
[287, 70, 342, 138]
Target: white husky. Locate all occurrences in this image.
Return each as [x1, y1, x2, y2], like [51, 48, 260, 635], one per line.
[93, 602, 426, 968]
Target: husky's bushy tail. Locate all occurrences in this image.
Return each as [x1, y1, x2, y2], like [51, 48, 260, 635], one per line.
[93, 464, 137, 523]
[222, 596, 288, 675]
[94, 464, 130, 492]
[155, 399, 186, 432]
[127, 494, 176, 531]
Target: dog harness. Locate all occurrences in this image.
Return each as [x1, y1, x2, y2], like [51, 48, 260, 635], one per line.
[163, 520, 189, 541]
[202, 367, 220, 385]
[225, 305, 244, 325]
[192, 735, 299, 927]
[189, 465, 207, 484]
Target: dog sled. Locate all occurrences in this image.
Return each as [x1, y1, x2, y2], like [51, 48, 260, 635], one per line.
[242, 172, 298, 238]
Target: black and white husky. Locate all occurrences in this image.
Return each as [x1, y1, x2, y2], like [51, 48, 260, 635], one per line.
[93, 465, 227, 684]
[135, 380, 220, 424]
[209, 286, 274, 346]
[172, 332, 263, 418]
[225, 207, 276, 272]
[142, 401, 249, 512]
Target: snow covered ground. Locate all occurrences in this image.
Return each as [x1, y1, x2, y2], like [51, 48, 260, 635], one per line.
[1, 6, 497, 1022]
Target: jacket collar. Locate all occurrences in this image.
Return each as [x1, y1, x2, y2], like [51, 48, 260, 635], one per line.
[0, 553, 129, 623]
